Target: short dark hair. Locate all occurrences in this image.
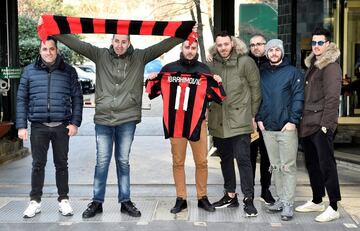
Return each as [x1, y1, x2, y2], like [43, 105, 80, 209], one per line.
[181, 40, 198, 47]
[112, 34, 131, 41]
[312, 27, 331, 41]
[215, 31, 232, 40]
[40, 36, 58, 48]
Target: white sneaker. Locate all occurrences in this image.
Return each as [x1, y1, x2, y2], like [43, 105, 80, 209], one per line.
[295, 201, 325, 212]
[315, 206, 340, 222]
[23, 200, 41, 218]
[59, 199, 74, 216]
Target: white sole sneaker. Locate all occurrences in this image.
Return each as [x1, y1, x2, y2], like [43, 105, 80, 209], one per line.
[59, 209, 74, 216]
[315, 206, 340, 222]
[58, 199, 74, 216]
[23, 209, 41, 218]
[295, 201, 325, 212]
[23, 201, 41, 218]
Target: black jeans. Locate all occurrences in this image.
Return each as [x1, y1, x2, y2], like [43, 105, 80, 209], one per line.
[30, 123, 70, 202]
[213, 134, 254, 198]
[250, 130, 271, 192]
[301, 129, 341, 203]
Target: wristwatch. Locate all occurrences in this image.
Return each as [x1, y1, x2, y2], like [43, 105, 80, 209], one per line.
[321, 126, 327, 134]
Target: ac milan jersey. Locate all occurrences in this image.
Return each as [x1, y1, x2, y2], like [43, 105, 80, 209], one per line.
[146, 72, 226, 141]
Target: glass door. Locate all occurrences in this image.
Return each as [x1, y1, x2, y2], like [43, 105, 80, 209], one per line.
[344, 0, 360, 80]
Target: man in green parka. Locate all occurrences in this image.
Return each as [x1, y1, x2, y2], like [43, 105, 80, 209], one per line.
[207, 31, 261, 217]
[55, 33, 188, 219]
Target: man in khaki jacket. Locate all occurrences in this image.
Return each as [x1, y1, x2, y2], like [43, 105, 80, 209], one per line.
[55, 33, 186, 219]
[207, 31, 261, 217]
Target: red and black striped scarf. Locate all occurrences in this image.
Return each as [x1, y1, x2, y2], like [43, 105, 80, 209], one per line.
[38, 15, 197, 43]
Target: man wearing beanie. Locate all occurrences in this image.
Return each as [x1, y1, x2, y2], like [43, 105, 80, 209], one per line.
[296, 27, 342, 222]
[256, 39, 304, 221]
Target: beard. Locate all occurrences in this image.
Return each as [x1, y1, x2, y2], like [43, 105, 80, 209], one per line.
[269, 56, 282, 64]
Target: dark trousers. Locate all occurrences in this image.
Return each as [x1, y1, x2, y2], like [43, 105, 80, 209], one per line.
[30, 123, 70, 202]
[213, 134, 254, 198]
[301, 129, 341, 203]
[250, 130, 271, 193]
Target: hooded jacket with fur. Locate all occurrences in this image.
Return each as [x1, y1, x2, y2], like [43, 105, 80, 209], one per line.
[206, 37, 261, 138]
[299, 43, 342, 137]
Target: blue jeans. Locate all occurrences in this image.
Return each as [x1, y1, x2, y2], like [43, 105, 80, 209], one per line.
[92, 121, 136, 203]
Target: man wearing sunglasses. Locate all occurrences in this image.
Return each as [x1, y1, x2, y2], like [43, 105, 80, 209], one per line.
[297, 27, 342, 222]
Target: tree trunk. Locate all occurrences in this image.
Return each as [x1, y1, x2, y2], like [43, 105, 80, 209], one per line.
[193, 0, 205, 62]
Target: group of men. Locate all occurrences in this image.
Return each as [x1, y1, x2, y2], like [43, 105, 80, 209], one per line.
[16, 24, 342, 223]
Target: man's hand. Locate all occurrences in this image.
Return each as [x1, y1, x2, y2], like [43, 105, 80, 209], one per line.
[192, 23, 198, 33]
[252, 118, 257, 131]
[18, 128, 28, 140]
[281, 122, 296, 132]
[147, 72, 158, 80]
[257, 121, 265, 131]
[206, 52, 213, 62]
[213, 74, 222, 83]
[67, 124, 78, 136]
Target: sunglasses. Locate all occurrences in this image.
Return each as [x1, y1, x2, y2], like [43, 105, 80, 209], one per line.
[311, 40, 328, 46]
[249, 43, 266, 48]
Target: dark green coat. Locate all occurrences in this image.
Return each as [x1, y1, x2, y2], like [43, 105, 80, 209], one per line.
[207, 40, 261, 138]
[55, 34, 183, 126]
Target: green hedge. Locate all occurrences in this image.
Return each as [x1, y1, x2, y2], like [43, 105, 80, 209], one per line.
[18, 15, 84, 67]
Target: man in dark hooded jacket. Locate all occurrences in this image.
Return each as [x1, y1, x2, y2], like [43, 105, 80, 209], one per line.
[296, 27, 342, 223]
[256, 39, 304, 221]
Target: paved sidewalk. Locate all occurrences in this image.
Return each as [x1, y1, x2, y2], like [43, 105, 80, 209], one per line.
[0, 107, 359, 230]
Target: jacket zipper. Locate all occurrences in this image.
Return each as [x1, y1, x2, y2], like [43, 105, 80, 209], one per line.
[47, 72, 51, 122]
[223, 63, 228, 128]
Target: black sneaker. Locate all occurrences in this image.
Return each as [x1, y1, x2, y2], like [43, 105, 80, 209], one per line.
[82, 201, 103, 218]
[198, 196, 215, 212]
[212, 193, 239, 208]
[243, 197, 258, 217]
[121, 201, 141, 217]
[170, 197, 187, 214]
[260, 189, 275, 205]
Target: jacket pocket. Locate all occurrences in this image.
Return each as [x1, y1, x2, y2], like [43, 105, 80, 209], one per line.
[227, 105, 248, 129]
[304, 104, 324, 112]
[29, 97, 36, 115]
[303, 104, 324, 127]
[63, 96, 71, 115]
[208, 103, 221, 130]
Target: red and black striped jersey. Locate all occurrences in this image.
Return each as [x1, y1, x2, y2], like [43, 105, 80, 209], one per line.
[146, 72, 226, 141]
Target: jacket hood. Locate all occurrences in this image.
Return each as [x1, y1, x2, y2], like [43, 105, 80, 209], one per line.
[109, 44, 134, 59]
[208, 36, 248, 58]
[304, 43, 340, 70]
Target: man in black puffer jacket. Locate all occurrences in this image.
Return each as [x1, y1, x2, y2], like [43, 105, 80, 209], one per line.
[16, 36, 83, 219]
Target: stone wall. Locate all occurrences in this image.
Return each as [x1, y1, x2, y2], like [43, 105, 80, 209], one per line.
[0, 138, 29, 165]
